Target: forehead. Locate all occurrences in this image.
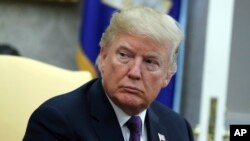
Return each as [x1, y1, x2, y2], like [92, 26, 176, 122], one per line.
[109, 33, 169, 53]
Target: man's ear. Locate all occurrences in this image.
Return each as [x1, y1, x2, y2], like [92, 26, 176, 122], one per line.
[161, 73, 173, 88]
[99, 47, 107, 73]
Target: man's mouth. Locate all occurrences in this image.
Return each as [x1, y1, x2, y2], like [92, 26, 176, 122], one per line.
[122, 86, 143, 95]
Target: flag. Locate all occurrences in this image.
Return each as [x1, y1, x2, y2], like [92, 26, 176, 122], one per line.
[78, 0, 183, 108]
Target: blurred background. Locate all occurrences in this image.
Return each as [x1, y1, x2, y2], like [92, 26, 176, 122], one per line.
[0, 0, 249, 141]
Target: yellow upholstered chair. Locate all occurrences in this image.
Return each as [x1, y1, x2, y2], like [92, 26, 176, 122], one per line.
[0, 55, 92, 141]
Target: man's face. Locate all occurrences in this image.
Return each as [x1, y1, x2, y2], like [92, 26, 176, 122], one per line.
[100, 33, 172, 115]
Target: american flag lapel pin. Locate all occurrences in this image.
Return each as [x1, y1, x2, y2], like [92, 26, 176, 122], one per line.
[158, 133, 166, 141]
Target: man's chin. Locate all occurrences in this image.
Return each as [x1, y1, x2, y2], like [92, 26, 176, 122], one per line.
[115, 98, 146, 115]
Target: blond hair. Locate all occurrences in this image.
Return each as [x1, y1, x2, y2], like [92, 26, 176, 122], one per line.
[98, 6, 183, 74]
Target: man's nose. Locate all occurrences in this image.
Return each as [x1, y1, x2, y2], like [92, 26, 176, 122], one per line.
[128, 59, 142, 80]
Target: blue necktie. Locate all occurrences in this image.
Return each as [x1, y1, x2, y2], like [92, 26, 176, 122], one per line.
[126, 116, 142, 141]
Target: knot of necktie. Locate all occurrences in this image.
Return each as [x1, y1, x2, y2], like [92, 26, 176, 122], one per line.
[125, 116, 142, 141]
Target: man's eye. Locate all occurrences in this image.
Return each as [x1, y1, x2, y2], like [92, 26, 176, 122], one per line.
[145, 59, 153, 64]
[119, 52, 126, 57]
[117, 52, 130, 63]
[144, 59, 159, 71]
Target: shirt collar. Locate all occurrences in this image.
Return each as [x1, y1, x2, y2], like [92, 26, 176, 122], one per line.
[107, 95, 147, 127]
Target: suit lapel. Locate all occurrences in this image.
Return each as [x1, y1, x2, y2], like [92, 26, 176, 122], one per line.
[146, 106, 169, 141]
[89, 79, 124, 141]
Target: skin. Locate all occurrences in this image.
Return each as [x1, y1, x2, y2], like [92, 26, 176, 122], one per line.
[100, 33, 173, 115]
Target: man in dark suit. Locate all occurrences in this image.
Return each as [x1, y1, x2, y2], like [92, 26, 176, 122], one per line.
[23, 7, 194, 141]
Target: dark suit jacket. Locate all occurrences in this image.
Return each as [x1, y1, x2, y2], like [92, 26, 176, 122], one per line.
[23, 78, 194, 141]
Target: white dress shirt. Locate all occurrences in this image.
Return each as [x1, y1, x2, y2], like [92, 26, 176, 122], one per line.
[106, 95, 148, 141]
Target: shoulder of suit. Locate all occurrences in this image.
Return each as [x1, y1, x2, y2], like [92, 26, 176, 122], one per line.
[38, 78, 99, 109]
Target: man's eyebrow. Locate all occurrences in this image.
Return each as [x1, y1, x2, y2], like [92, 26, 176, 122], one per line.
[144, 52, 161, 59]
[117, 44, 129, 49]
[117, 44, 133, 52]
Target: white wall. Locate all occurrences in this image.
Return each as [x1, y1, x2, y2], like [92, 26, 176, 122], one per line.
[182, 0, 250, 140]
[226, 0, 250, 125]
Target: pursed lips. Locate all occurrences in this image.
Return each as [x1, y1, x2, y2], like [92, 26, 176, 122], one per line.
[121, 86, 143, 95]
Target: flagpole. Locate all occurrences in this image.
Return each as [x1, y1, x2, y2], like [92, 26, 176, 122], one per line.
[173, 0, 189, 113]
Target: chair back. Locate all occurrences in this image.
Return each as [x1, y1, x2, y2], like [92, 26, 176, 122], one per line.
[0, 55, 92, 141]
